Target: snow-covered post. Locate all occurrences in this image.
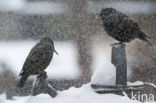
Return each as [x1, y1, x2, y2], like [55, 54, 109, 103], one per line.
[111, 44, 127, 86]
[31, 73, 57, 98]
[6, 92, 13, 100]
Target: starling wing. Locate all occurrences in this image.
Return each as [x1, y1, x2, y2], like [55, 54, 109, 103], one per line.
[103, 13, 152, 45]
[17, 42, 53, 87]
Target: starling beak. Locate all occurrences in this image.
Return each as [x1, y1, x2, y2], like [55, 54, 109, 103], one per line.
[98, 7, 152, 46]
[17, 37, 58, 87]
[96, 13, 101, 19]
[54, 49, 59, 55]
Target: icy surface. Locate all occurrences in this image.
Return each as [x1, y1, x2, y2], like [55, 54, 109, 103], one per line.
[0, 41, 80, 80]
[0, 84, 152, 103]
[0, 0, 24, 11]
[22, 2, 67, 15]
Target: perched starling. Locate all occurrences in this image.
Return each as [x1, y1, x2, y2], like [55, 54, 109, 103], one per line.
[98, 8, 152, 46]
[17, 37, 58, 87]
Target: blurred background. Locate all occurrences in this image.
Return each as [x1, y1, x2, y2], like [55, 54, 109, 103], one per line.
[0, 0, 156, 98]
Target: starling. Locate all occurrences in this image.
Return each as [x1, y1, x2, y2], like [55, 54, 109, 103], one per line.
[98, 8, 152, 46]
[17, 37, 58, 87]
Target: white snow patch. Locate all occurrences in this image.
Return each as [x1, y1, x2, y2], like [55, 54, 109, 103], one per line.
[127, 81, 144, 86]
[91, 60, 116, 85]
[0, 0, 67, 15]
[0, 84, 147, 103]
[91, 43, 115, 85]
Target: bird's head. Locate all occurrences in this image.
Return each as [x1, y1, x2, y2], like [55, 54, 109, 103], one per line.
[40, 36, 54, 45]
[40, 37, 58, 55]
[96, 8, 118, 19]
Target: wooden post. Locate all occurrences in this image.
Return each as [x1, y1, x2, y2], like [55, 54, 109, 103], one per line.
[111, 44, 127, 86]
[31, 73, 57, 98]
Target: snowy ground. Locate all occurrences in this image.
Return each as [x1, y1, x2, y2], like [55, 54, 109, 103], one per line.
[1, 83, 155, 103]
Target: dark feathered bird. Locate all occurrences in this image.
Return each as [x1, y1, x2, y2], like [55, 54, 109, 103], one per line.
[17, 37, 58, 87]
[98, 8, 152, 46]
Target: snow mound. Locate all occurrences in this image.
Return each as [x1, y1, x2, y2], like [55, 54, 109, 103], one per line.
[127, 81, 144, 86]
[91, 60, 116, 85]
[0, 84, 145, 103]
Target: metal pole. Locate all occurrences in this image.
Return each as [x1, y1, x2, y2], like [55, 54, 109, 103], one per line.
[111, 44, 127, 86]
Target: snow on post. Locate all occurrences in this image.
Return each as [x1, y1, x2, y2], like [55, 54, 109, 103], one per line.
[31, 73, 57, 98]
[111, 44, 127, 86]
[91, 60, 116, 85]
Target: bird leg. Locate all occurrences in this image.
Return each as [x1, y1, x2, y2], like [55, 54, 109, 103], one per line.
[111, 42, 125, 46]
[118, 41, 123, 44]
[38, 71, 48, 79]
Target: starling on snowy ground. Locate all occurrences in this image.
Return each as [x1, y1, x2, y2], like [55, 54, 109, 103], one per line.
[17, 37, 58, 87]
[97, 8, 152, 46]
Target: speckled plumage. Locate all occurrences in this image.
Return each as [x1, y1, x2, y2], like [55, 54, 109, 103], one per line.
[17, 37, 57, 87]
[99, 8, 152, 45]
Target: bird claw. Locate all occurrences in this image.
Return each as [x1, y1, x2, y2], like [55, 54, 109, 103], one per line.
[38, 71, 48, 79]
[110, 42, 125, 46]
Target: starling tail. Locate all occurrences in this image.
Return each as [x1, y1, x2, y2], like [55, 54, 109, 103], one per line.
[17, 75, 28, 87]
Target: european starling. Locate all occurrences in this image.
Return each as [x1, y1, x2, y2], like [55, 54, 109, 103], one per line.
[17, 37, 58, 87]
[98, 8, 152, 46]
